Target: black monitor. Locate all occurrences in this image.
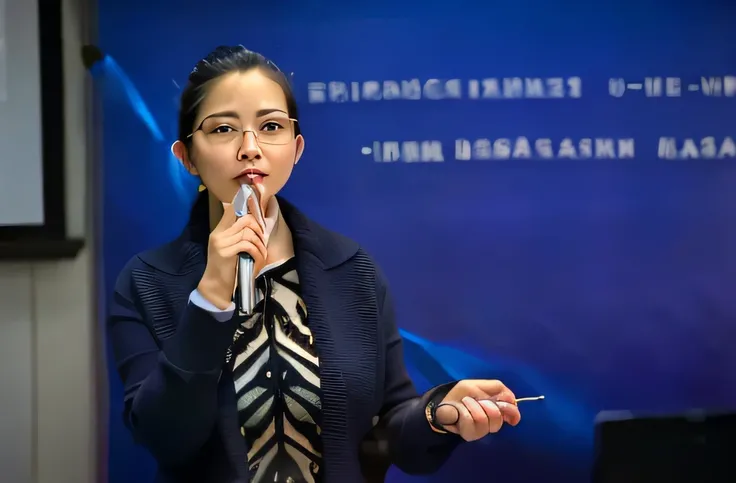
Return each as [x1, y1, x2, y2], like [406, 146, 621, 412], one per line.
[592, 409, 734, 483]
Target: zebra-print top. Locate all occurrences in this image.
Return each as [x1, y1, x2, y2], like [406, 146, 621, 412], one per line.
[226, 257, 323, 483]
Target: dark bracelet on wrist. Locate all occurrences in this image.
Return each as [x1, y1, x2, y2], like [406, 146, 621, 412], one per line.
[425, 400, 449, 434]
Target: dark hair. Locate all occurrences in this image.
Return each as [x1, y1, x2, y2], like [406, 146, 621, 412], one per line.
[177, 45, 300, 145]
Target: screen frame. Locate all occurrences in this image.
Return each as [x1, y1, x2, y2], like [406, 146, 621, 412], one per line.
[0, 0, 67, 242]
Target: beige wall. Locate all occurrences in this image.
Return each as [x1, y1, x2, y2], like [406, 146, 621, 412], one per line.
[0, 0, 102, 482]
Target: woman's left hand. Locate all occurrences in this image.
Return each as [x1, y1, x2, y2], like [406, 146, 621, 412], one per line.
[434, 379, 522, 441]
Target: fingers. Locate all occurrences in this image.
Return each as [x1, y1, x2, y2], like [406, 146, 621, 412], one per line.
[219, 229, 267, 260]
[493, 400, 521, 426]
[435, 403, 461, 427]
[240, 233, 267, 261]
[477, 399, 504, 433]
[467, 379, 520, 427]
[493, 387, 518, 406]
[246, 194, 265, 231]
[222, 214, 264, 240]
[440, 397, 504, 441]
[462, 397, 499, 437]
[221, 240, 265, 261]
[463, 379, 517, 402]
[218, 201, 265, 235]
[215, 202, 237, 231]
[211, 211, 267, 263]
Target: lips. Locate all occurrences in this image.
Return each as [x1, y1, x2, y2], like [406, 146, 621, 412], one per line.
[236, 168, 268, 185]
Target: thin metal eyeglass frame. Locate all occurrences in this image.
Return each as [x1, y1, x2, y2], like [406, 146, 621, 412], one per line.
[186, 118, 299, 146]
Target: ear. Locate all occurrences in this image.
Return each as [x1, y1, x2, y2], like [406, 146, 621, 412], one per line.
[172, 140, 198, 175]
[294, 135, 305, 165]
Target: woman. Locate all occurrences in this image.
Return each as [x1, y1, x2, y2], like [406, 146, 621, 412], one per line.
[109, 45, 522, 483]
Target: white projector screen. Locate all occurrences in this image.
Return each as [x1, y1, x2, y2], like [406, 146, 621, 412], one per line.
[0, 0, 44, 226]
[0, 0, 67, 247]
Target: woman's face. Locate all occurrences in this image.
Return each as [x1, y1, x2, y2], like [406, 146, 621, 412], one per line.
[175, 68, 304, 211]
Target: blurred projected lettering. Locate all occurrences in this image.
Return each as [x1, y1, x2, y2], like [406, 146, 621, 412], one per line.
[467, 77, 582, 99]
[455, 137, 635, 160]
[307, 76, 582, 103]
[364, 141, 445, 163]
[609, 76, 736, 98]
[364, 138, 636, 162]
[657, 136, 736, 159]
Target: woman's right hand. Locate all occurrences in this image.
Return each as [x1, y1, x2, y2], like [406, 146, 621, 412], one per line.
[197, 196, 267, 310]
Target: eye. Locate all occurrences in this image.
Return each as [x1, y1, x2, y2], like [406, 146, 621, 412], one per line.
[211, 125, 236, 134]
[261, 121, 284, 132]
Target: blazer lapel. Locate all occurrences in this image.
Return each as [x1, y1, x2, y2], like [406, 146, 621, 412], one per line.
[293, 248, 351, 481]
[279, 197, 359, 481]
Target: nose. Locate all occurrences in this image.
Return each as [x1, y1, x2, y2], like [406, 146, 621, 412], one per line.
[237, 130, 262, 160]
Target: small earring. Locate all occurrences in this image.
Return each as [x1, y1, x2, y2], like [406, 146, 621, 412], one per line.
[198, 184, 207, 192]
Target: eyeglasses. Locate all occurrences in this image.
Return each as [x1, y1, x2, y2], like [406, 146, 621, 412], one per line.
[187, 117, 298, 146]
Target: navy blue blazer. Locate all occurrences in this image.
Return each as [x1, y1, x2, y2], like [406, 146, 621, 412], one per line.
[109, 192, 461, 483]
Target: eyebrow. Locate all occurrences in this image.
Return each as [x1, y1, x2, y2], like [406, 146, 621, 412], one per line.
[200, 108, 288, 123]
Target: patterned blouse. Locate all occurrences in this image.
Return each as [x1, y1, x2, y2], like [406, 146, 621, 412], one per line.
[226, 257, 323, 483]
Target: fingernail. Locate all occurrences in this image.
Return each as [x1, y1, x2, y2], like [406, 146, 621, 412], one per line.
[479, 400, 501, 413]
[495, 402, 514, 424]
[462, 396, 474, 404]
